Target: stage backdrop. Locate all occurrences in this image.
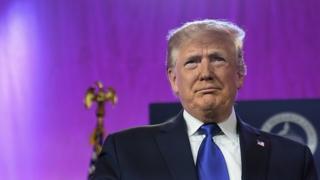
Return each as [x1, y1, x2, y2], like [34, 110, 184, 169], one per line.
[0, 0, 319, 179]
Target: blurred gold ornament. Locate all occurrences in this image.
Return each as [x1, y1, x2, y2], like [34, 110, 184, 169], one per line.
[84, 81, 117, 149]
[84, 81, 117, 118]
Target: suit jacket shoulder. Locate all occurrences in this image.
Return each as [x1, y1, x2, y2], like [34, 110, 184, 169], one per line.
[239, 119, 318, 180]
[92, 112, 197, 180]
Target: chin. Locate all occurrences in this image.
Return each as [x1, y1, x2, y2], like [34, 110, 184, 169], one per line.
[197, 102, 218, 112]
[199, 99, 229, 113]
[199, 97, 219, 108]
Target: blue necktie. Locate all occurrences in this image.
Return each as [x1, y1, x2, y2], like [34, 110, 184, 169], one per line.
[196, 123, 230, 180]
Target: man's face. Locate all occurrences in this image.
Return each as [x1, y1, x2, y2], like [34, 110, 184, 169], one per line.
[168, 32, 244, 122]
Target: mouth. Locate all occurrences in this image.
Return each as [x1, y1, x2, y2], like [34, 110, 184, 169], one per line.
[195, 87, 221, 94]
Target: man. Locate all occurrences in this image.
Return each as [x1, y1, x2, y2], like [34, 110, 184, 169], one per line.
[91, 19, 318, 180]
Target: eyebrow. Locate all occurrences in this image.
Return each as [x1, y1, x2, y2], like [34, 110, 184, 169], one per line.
[185, 52, 225, 61]
[208, 52, 225, 58]
[186, 54, 202, 61]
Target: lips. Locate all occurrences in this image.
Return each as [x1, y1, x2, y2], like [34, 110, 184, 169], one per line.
[195, 87, 221, 94]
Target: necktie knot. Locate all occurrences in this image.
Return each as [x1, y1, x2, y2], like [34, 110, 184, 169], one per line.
[199, 123, 221, 137]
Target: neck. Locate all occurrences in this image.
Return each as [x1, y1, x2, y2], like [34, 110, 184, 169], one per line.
[187, 107, 233, 123]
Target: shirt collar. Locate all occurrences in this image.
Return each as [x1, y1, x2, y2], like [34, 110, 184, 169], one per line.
[183, 108, 238, 142]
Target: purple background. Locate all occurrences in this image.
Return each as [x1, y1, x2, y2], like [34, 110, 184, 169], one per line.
[0, 0, 319, 179]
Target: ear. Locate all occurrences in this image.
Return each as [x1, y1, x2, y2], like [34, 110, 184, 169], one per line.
[236, 72, 244, 89]
[167, 68, 179, 95]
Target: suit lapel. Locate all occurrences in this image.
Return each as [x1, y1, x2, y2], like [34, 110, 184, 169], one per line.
[155, 112, 271, 180]
[239, 119, 270, 180]
[155, 112, 198, 180]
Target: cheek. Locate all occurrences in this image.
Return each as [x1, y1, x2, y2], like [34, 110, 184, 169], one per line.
[230, 76, 242, 92]
[176, 72, 196, 89]
[219, 70, 240, 90]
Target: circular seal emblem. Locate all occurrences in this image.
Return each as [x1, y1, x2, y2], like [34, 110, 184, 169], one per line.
[261, 112, 318, 154]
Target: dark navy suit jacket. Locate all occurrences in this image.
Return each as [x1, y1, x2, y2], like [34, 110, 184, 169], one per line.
[92, 112, 318, 180]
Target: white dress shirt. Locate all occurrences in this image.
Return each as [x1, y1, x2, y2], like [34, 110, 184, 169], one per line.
[183, 108, 242, 180]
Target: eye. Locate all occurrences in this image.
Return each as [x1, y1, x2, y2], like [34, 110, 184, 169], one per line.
[208, 54, 227, 66]
[209, 54, 226, 62]
[184, 56, 200, 69]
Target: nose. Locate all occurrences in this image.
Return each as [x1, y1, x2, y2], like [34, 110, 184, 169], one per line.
[199, 58, 213, 81]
